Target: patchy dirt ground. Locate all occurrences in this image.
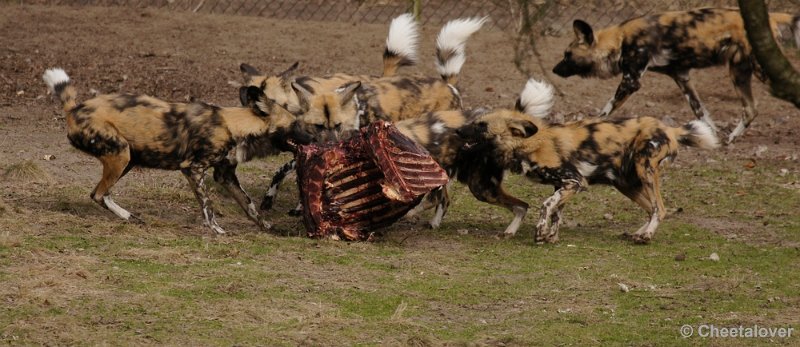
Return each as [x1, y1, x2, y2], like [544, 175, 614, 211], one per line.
[1, 4, 799, 346]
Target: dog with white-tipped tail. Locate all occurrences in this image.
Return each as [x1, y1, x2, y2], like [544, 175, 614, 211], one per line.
[43, 67, 302, 235]
[458, 79, 720, 244]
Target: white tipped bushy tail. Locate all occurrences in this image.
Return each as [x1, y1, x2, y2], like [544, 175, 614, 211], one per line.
[679, 120, 720, 149]
[42, 68, 77, 112]
[385, 14, 419, 65]
[435, 16, 487, 84]
[517, 78, 554, 118]
[43, 68, 70, 94]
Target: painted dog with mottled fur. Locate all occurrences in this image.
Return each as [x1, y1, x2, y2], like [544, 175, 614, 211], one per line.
[458, 80, 720, 244]
[553, 7, 800, 144]
[394, 79, 555, 233]
[43, 68, 299, 234]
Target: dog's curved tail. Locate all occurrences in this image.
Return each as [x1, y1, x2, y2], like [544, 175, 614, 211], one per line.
[383, 13, 420, 77]
[675, 120, 720, 149]
[435, 16, 487, 85]
[43, 68, 77, 113]
[515, 78, 554, 119]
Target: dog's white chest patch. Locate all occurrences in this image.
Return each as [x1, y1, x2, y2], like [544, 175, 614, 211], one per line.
[228, 142, 248, 164]
[649, 49, 673, 67]
[575, 161, 597, 177]
[605, 169, 616, 181]
[431, 121, 445, 135]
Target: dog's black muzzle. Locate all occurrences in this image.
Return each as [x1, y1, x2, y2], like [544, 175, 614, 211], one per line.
[553, 60, 578, 78]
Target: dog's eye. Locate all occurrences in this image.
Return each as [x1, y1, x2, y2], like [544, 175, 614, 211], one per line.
[315, 124, 326, 130]
[564, 51, 572, 59]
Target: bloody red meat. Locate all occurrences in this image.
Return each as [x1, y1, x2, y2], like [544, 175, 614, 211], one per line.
[295, 121, 449, 240]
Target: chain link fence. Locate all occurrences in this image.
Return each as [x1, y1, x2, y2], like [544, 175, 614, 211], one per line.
[23, 0, 800, 35]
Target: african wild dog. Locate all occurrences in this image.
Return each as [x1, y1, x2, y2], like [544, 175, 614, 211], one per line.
[43, 68, 299, 234]
[458, 80, 720, 244]
[396, 79, 554, 232]
[238, 13, 421, 114]
[552, 8, 800, 144]
[261, 17, 487, 212]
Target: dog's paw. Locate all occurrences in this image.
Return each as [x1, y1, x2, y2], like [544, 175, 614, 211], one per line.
[258, 219, 272, 231]
[127, 214, 145, 225]
[287, 207, 303, 217]
[534, 233, 558, 244]
[260, 196, 274, 211]
[626, 233, 651, 244]
[498, 232, 516, 240]
[209, 224, 227, 235]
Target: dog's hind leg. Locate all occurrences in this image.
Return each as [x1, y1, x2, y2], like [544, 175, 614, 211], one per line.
[727, 58, 757, 144]
[668, 69, 718, 132]
[260, 159, 296, 211]
[287, 202, 303, 216]
[91, 148, 137, 221]
[182, 167, 225, 235]
[619, 164, 665, 244]
[214, 163, 271, 232]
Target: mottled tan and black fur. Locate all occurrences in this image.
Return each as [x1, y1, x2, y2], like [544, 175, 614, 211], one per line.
[458, 83, 720, 243]
[43, 68, 298, 234]
[553, 7, 800, 144]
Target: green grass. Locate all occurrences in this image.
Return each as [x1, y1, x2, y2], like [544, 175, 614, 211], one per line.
[0, 155, 798, 346]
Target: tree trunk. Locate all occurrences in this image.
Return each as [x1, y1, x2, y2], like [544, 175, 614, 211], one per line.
[738, 0, 800, 108]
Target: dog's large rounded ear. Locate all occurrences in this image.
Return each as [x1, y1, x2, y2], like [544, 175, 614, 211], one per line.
[336, 81, 362, 106]
[240, 63, 261, 76]
[510, 120, 538, 138]
[573, 20, 594, 46]
[239, 86, 250, 106]
[291, 81, 312, 112]
[514, 98, 524, 113]
[279, 62, 300, 80]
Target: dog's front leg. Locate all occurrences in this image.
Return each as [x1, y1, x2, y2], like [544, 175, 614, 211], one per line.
[599, 52, 649, 117]
[182, 167, 226, 235]
[535, 179, 581, 244]
[214, 163, 271, 232]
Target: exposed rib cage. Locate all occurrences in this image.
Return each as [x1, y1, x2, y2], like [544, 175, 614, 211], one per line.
[296, 121, 449, 240]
